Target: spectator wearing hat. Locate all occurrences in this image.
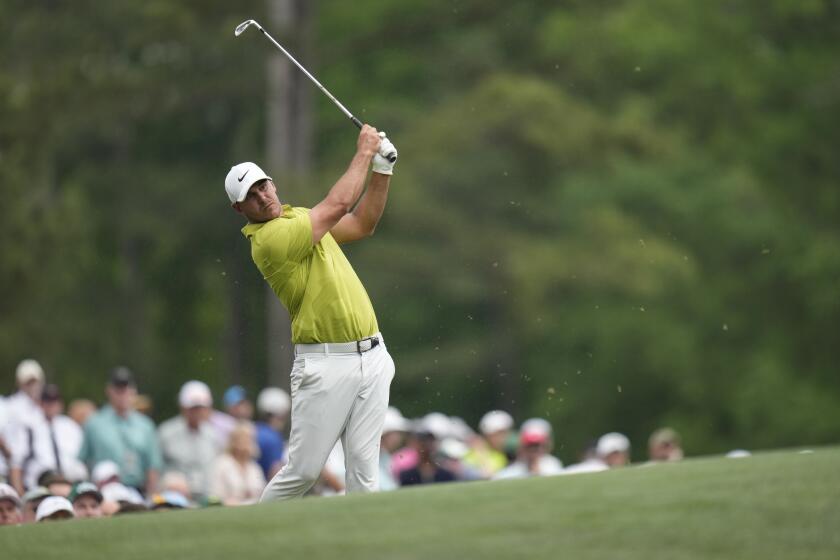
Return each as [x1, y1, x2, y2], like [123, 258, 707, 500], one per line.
[35, 495, 75, 522]
[4, 360, 45, 429]
[597, 432, 631, 468]
[2, 360, 46, 486]
[210, 423, 266, 505]
[398, 416, 456, 486]
[494, 426, 563, 480]
[70, 482, 103, 519]
[79, 367, 163, 495]
[648, 427, 684, 462]
[20, 486, 49, 524]
[254, 387, 290, 479]
[39, 471, 73, 498]
[8, 384, 87, 493]
[464, 410, 513, 479]
[562, 439, 608, 475]
[158, 381, 221, 501]
[0, 482, 22, 526]
[91, 460, 145, 513]
[379, 407, 410, 491]
[209, 385, 255, 449]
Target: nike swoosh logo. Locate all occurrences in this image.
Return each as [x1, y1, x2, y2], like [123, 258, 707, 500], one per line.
[238, 170, 249, 182]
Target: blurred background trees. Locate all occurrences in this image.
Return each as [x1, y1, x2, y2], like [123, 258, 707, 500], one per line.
[1, 0, 838, 462]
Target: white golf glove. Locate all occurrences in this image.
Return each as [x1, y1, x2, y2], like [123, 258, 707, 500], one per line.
[372, 132, 398, 175]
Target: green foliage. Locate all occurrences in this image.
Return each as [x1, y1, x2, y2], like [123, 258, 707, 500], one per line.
[1, 0, 838, 455]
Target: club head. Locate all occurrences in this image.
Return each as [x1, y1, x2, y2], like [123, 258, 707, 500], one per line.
[234, 19, 259, 37]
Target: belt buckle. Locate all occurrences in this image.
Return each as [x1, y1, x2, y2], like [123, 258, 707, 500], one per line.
[356, 337, 377, 353]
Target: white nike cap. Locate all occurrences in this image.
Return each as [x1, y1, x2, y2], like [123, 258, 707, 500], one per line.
[225, 162, 272, 203]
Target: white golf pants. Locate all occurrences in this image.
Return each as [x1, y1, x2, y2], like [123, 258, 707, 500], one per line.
[260, 335, 395, 502]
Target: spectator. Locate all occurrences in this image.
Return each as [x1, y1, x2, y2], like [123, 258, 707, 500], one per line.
[0, 482, 22, 526]
[395, 411, 452, 480]
[9, 384, 87, 493]
[5, 360, 45, 428]
[464, 410, 513, 478]
[0, 397, 9, 483]
[210, 423, 266, 505]
[210, 385, 255, 448]
[149, 490, 190, 511]
[39, 471, 73, 498]
[78, 367, 163, 495]
[562, 439, 608, 474]
[20, 486, 50, 524]
[494, 428, 563, 479]
[35, 495, 75, 522]
[254, 387, 290, 479]
[648, 427, 684, 462]
[70, 482, 103, 519]
[158, 381, 220, 501]
[67, 399, 96, 427]
[92, 460, 145, 507]
[159, 471, 192, 502]
[379, 407, 410, 491]
[597, 432, 631, 468]
[398, 418, 456, 486]
[2, 360, 45, 485]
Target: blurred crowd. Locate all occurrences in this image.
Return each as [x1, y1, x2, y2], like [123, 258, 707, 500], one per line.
[0, 358, 685, 526]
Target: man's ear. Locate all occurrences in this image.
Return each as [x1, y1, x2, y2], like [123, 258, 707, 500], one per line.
[232, 202, 243, 215]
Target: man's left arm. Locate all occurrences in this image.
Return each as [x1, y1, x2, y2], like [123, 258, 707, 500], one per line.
[331, 136, 397, 244]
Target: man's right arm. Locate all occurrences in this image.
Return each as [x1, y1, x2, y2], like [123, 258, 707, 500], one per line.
[308, 125, 381, 244]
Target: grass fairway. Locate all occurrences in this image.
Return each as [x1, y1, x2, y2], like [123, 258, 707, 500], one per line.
[3, 447, 838, 559]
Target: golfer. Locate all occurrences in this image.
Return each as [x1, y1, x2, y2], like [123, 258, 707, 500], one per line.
[225, 125, 397, 501]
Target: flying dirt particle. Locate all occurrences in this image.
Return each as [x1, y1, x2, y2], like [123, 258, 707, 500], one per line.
[617, 385, 622, 393]
[761, 248, 771, 255]
[425, 376, 431, 383]
[547, 387, 556, 395]
[722, 324, 729, 331]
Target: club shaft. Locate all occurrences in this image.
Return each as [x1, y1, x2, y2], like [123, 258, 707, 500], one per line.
[258, 28, 361, 128]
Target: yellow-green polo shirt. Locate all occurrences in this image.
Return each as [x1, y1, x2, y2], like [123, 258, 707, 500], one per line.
[242, 205, 379, 343]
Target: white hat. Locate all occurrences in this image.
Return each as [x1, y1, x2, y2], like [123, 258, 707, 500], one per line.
[382, 407, 410, 434]
[35, 496, 75, 521]
[416, 412, 451, 440]
[92, 460, 120, 484]
[597, 432, 631, 457]
[257, 387, 291, 417]
[225, 162, 272, 203]
[101, 482, 144, 505]
[178, 380, 212, 409]
[439, 438, 469, 460]
[448, 416, 476, 442]
[479, 410, 514, 436]
[16, 359, 45, 384]
[0, 483, 21, 507]
[521, 418, 552, 438]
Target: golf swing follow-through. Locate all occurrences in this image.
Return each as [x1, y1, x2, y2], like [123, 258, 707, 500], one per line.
[227, 19, 398, 501]
[234, 19, 397, 163]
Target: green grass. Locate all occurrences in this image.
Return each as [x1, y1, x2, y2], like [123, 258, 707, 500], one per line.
[3, 447, 839, 559]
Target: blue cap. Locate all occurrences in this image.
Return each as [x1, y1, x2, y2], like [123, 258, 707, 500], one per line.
[223, 385, 247, 408]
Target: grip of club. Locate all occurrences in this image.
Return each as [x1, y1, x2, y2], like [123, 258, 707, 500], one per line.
[350, 116, 363, 129]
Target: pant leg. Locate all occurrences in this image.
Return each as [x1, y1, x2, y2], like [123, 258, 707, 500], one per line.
[260, 353, 362, 502]
[343, 344, 395, 494]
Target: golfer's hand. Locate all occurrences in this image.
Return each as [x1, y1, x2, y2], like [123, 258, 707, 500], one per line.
[357, 125, 381, 157]
[372, 133, 398, 175]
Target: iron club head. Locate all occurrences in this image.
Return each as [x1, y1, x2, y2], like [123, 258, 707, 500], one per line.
[234, 19, 260, 37]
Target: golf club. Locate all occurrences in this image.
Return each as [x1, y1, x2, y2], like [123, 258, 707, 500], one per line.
[235, 19, 396, 163]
